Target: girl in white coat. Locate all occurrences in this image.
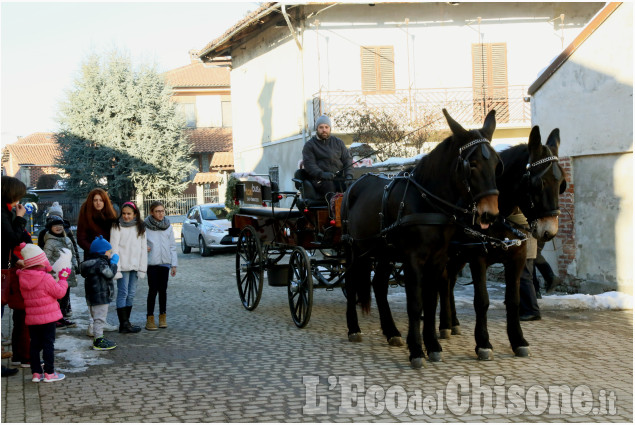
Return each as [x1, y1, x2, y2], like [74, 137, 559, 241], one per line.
[110, 201, 147, 333]
[143, 201, 177, 330]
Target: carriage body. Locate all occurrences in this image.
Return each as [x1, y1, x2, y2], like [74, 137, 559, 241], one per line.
[229, 175, 346, 328]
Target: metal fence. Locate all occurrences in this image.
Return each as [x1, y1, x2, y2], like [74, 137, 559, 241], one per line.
[141, 194, 198, 218]
[204, 188, 219, 204]
[26, 199, 83, 234]
[313, 85, 531, 130]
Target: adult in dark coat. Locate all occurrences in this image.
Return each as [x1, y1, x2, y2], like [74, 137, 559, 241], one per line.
[1, 176, 27, 377]
[302, 115, 353, 197]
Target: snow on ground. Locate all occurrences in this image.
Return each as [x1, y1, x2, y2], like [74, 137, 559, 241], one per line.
[54, 293, 115, 373]
[387, 278, 633, 311]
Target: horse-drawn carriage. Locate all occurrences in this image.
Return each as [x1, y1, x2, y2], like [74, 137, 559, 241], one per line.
[229, 170, 347, 328]
[228, 108, 566, 368]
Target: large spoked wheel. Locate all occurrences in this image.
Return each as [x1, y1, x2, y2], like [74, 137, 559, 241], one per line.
[236, 226, 263, 311]
[288, 247, 314, 328]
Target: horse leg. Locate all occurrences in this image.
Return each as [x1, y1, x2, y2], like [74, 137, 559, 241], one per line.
[439, 259, 464, 339]
[403, 265, 426, 368]
[345, 250, 369, 342]
[372, 259, 403, 346]
[422, 266, 443, 362]
[470, 259, 494, 360]
[505, 256, 530, 356]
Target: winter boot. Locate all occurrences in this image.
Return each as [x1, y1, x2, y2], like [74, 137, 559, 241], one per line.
[124, 306, 141, 333]
[158, 313, 167, 328]
[145, 316, 158, 331]
[118, 308, 141, 334]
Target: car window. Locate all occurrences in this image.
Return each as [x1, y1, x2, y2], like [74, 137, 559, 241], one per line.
[187, 208, 196, 219]
[201, 206, 228, 221]
[192, 209, 200, 222]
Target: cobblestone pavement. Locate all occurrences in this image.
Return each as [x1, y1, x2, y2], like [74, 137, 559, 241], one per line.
[2, 247, 633, 422]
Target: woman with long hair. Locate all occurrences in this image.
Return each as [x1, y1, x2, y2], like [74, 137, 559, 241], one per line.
[76, 188, 119, 337]
[76, 188, 118, 256]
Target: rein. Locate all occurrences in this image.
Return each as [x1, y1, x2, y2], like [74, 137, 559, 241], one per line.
[523, 155, 561, 221]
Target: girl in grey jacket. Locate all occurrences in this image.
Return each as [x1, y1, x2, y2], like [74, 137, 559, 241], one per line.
[143, 201, 177, 330]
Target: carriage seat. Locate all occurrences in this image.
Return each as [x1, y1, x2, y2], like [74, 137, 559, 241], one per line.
[292, 169, 328, 209]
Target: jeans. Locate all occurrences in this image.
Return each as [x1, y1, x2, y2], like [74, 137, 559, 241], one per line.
[116, 271, 138, 308]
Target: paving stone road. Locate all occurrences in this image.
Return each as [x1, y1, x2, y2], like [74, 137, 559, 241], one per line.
[2, 246, 633, 422]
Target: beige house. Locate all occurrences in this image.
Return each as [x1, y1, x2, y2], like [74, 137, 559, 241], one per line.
[198, 1, 605, 192]
[164, 53, 234, 203]
[1, 132, 64, 188]
[527, 2, 632, 294]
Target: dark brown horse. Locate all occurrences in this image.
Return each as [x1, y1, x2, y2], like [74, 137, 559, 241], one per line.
[341, 109, 502, 368]
[439, 126, 566, 359]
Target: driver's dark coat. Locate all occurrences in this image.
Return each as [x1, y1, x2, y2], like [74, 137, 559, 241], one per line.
[302, 135, 353, 179]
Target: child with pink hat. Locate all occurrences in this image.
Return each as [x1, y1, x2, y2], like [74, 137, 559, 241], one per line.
[16, 243, 71, 383]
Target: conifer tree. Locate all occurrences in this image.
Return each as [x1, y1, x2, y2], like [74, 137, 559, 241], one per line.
[56, 51, 192, 200]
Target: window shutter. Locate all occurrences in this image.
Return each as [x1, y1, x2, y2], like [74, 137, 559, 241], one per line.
[361, 47, 377, 92]
[472, 42, 508, 122]
[361, 46, 395, 93]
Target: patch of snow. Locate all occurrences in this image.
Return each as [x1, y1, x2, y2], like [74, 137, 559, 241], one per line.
[54, 293, 115, 373]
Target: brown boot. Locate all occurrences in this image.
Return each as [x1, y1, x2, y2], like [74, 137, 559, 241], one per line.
[1, 349, 12, 359]
[145, 316, 158, 331]
[158, 313, 167, 328]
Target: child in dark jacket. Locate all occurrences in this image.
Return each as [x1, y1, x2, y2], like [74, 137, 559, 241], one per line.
[80, 236, 119, 351]
[17, 243, 70, 383]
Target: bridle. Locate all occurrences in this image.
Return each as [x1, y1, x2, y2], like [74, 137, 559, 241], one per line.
[457, 138, 502, 204]
[522, 155, 561, 221]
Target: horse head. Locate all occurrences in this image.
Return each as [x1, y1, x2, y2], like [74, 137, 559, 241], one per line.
[443, 108, 502, 230]
[521, 126, 567, 241]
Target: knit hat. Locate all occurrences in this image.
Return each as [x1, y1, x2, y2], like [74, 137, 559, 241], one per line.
[89, 235, 112, 255]
[48, 202, 63, 218]
[19, 242, 51, 269]
[315, 115, 332, 130]
[45, 215, 64, 231]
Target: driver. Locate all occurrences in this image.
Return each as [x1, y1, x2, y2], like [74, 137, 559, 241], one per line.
[302, 115, 353, 197]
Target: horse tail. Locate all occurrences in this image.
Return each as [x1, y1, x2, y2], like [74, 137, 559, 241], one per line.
[359, 282, 372, 315]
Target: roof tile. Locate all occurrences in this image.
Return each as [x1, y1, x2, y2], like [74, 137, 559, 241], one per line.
[164, 62, 230, 88]
[185, 128, 233, 153]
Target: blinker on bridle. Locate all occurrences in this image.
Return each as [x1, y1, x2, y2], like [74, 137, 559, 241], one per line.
[524, 155, 561, 217]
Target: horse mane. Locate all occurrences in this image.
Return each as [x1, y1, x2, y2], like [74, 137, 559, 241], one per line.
[411, 136, 455, 187]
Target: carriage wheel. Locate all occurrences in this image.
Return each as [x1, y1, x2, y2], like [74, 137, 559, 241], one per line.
[288, 247, 314, 328]
[236, 226, 263, 311]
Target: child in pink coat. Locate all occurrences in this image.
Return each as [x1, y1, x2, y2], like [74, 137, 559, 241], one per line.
[17, 243, 70, 383]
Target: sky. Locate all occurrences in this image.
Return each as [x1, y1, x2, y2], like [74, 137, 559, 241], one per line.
[0, 0, 260, 148]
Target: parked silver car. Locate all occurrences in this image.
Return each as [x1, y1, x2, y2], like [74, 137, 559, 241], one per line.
[181, 203, 237, 256]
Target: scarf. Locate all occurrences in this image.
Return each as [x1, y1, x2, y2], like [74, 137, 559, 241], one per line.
[119, 218, 138, 228]
[144, 215, 170, 231]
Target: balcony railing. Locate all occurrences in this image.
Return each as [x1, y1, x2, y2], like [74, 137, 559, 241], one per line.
[312, 86, 531, 130]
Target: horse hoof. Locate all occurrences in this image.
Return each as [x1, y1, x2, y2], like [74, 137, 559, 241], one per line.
[477, 348, 494, 361]
[348, 333, 363, 343]
[439, 329, 451, 339]
[388, 336, 404, 346]
[514, 346, 530, 357]
[427, 351, 443, 362]
[451, 326, 461, 335]
[410, 357, 425, 369]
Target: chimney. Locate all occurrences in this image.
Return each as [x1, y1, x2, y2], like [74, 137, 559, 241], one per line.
[189, 49, 201, 64]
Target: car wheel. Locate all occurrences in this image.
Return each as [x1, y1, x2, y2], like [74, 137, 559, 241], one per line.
[181, 235, 191, 254]
[199, 237, 211, 257]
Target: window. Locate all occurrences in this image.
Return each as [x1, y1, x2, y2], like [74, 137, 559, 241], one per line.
[472, 43, 509, 123]
[176, 102, 197, 128]
[361, 46, 395, 94]
[221, 100, 232, 127]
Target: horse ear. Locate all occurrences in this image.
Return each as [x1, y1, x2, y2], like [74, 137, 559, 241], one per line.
[546, 128, 560, 157]
[528, 125, 542, 161]
[443, 108, 468, 138]
[480, 109, 497, 141]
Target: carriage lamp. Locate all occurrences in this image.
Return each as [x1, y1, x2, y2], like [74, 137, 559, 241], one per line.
[277, 194, 283, 200]
[304, 208, 309, 213]
[330, 219, 336, 226]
